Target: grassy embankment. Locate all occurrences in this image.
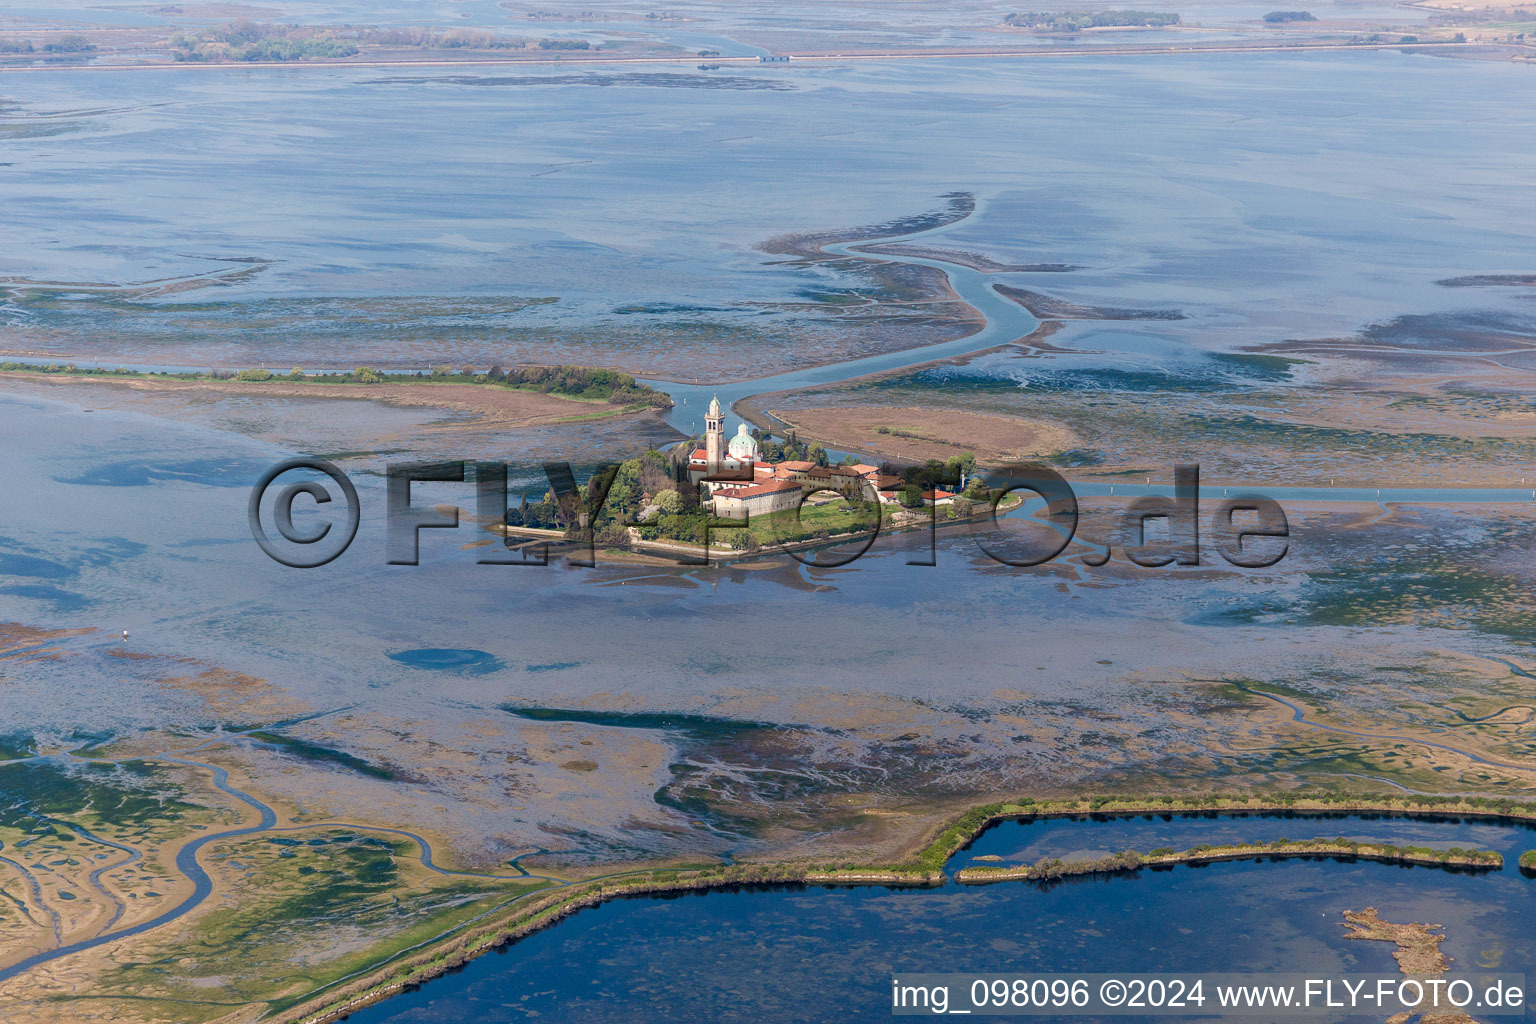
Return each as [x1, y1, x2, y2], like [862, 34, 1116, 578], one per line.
[276, 862, 939, 1024]
[275, 789, 1536, 1024]
[956, 839, 1502, 884]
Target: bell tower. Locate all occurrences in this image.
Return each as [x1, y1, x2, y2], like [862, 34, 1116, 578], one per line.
[705, 394, 724, 470]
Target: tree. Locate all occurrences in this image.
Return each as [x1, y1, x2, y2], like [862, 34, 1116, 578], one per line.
[808, 441, 829, 467]
[234, 368, 273, 381]
[651, 488, 683, 515]
[289, 367, 305, 380]
[945, 453, 978, 480]
[42, 33, 96, 53]
[898, 483, 925, 509]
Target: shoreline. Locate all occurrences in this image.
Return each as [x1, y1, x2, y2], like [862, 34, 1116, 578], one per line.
[731, 321, 1069, 462]
[499, 493, 1027, 567]
[0, 364, 670, 409]
[279, 865, 941, 1024]
[0, 39, 1485, 77]
[268, 791, 1536, 1024]
[955, 839, 1504, 884]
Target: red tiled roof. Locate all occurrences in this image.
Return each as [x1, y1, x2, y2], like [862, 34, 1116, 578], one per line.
[718, 479, 801, 499]
[777, 460, 814, 471]
[850, 464, 879, 476]
[922, 489, 957, 500]
[690, 449, 708, 461]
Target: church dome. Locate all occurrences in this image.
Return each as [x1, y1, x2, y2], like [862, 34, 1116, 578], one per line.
[727, 422, 760, 460]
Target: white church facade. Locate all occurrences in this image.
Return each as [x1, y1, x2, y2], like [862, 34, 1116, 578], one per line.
[685, 395, 889, 519]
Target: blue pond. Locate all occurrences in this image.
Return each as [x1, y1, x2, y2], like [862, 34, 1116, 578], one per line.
[387, 649, 505, 675]
[341, 812, 1536, 1023]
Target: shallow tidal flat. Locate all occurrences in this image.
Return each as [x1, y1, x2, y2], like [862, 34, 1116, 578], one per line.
[0, 371, 683, 466]
[2, 51, 1534, 386]
[766, 325, 1536, 487]
[759, 402, 1075, 464]
[4, 43, 1536, 1024]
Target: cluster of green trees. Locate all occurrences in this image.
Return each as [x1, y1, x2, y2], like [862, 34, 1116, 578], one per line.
[504, 445, 921, 552]
[1263, 10, 1316, 21]
[170, 22, 359, 62]
[0, 40, 35, 54]
[235, 38, 359, 60]
[436, 31, 525, 49]
[417, 363, 668, 407]
[42, 34, 96, 53]
[748, 428, 824, 466]
[0, 361, 194, 378]
[504, 450, 693, 547]
[885, 454, 988, 510]
[271, 25, 578, 50]
[503, 491, 565, 531]
[474, 364, 670, 407]
[1004, 10, 1180, 30]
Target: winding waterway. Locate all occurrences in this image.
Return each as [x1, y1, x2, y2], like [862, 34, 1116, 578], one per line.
[642, 223, 1536, 506]
[0, 730, 633, 985]
[14, 218, 1535, 506]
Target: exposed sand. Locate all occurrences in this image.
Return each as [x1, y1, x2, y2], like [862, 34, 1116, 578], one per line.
[849, 242, 1077, 274]
[762, 404, 1077, 464]
[0, 623, 94, 659]
[1409, 0, 1534, 9]
[0, 373, 648, 434]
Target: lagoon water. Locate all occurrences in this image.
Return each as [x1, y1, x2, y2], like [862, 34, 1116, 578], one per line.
[6, 381, 1525, 746]
[2, 52, 1535, 375]
[341, 812, 1536, 1023]
[3, 31, 1536, 1023]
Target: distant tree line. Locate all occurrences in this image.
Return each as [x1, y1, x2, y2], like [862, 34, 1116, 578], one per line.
[0, 360, 670, 407]
[1004, 10, 1180, 30]
[446, 363, 671, 408]
[171, 23, 358, 61]
[167, 19, 596, 60]
[9, 34, 98, 54]
[1263, 10, 1317, 21]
